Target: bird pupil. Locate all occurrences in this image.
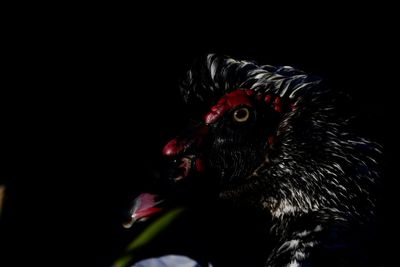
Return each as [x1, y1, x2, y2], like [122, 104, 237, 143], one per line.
[236, 109, 247, 118]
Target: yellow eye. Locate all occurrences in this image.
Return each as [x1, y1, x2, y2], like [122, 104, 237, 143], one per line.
[233, 107, 250, 122]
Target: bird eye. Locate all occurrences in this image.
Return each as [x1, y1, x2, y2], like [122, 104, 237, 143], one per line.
[233, 107, 250, 122]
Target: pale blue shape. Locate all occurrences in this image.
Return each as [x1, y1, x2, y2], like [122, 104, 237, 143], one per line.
[131, 254, 213, 267]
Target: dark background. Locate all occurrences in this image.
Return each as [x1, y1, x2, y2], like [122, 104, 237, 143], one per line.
[1, 7, 396, 267]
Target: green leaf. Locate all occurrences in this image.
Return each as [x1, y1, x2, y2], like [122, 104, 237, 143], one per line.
[113, 207, 186, 267]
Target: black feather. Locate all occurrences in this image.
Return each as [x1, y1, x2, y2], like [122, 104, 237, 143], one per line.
[176, 54, 382, 266]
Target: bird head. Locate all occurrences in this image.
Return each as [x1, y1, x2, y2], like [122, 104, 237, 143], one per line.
[163, 88, 285, 199]
[161, 54, 331, 212]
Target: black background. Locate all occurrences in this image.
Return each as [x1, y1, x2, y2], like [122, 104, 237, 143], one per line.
[1, 7, 396, 267]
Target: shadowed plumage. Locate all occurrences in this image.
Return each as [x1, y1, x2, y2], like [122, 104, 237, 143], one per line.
[160, 54, 382, 267]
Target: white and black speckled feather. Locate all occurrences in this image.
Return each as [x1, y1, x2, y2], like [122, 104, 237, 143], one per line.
[178, 54, 382, 267]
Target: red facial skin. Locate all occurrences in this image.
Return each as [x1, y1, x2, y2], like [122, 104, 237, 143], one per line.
[162, 89, 289, 179]
[273, 96, 282, 112]
[204, 89, 255, 124]
[162, 125, 209, 157]
[163, 89, 290, 156]
[162, 138, 188, 157]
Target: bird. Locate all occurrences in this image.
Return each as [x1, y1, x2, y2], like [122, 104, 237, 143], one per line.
[158, 54, 382, 267]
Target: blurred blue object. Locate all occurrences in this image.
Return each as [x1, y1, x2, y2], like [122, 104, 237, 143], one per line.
[131, 254, 213, 267]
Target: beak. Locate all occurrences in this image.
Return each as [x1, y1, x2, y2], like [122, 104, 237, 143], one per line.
[162, 123, 208, 182]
